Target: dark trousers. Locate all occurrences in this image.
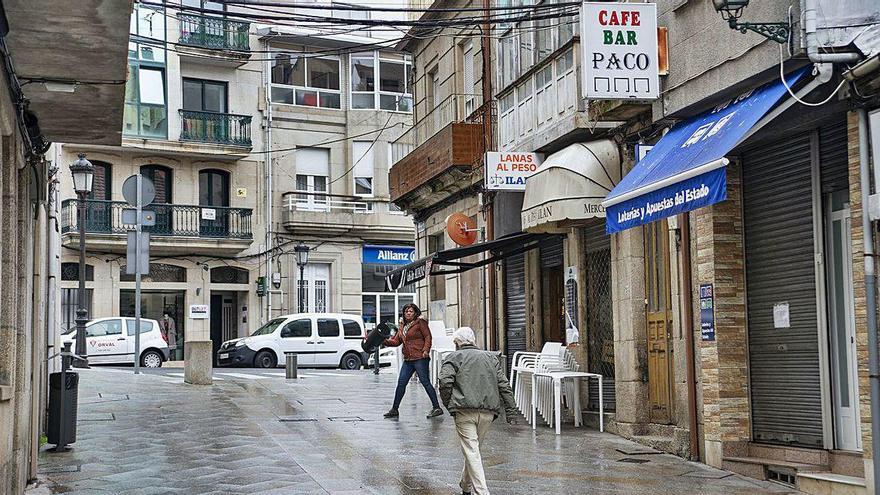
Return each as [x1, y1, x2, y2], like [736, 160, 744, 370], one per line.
[392, 358, 440, 410]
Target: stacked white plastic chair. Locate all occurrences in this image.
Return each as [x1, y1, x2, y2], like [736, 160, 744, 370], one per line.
[510, 342, 562, 424]
[428, 322, 457, 386]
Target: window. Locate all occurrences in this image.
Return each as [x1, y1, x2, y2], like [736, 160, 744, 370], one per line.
[461, 41, 476, 115]
[281, 319, 312, 338]
[349, 51, 412, 112]
[61, 263, 94, 282]
[428, 233, 446, 302]
[183, 78, 227, 113]
[126, 319, 153, 336]
[182, 0, 224, 12]
[210, 267, 249, 284]
[86, 319, 123, 337]
[124, 64, 167, 138]
[519, 26, 533, 77]
[332, 3, 370, 22]
[271, 51, 341, 109]
[297, 263, 330, 313]
[295, 148, 330, 211]
[90, 161, 112, 200]
[61, 289, 92, 333]
[352, 141, 374, 197]
[342, 319, 362, 338]
[129, 3, 166, 63]
[499, 33, 516, 89]
[318, 318, 341, 337]
[120, 263, 187, 283]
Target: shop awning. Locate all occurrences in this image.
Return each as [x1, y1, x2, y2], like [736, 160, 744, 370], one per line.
[384, 232, 560, 291]
[521, 140, 620, 233]
[602, 67, 810, 234]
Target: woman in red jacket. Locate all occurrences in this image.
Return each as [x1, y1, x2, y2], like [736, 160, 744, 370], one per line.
[383, 303, 443, 419]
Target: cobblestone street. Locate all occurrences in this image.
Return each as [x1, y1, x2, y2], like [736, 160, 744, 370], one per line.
[32, 367, 801, 495]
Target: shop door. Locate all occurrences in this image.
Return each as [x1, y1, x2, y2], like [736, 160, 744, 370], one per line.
[540, 240, 565, 344]
[743, 133, 823, 447]
[826, 193, 860, 451]
[645, 219, 673, 424]
[504, 253, 527, 370]
[583, 221, 616, 411]
[210, 294, 223, 363]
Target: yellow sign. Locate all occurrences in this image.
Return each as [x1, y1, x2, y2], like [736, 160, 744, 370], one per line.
[236, 188, 247, 198]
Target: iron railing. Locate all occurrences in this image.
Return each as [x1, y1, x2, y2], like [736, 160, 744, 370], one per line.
[179, 110, 252, 147]
[282, 191, 371, 213]
[61, 200, 253, 240]
[178, 14, 250, 52]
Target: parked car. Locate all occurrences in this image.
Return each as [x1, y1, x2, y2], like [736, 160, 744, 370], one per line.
[367, 347, 398, 369]
[61, 317, 170, 368]
[217, 313, 368, 370]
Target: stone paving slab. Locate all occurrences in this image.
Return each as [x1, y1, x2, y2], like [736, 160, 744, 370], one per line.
[30, 367, 803, 495]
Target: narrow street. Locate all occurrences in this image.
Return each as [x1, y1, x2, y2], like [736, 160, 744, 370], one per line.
[33, 368, 800, 495]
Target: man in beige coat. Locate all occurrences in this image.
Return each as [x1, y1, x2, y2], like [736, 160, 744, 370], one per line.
[438, 328, 517, 495]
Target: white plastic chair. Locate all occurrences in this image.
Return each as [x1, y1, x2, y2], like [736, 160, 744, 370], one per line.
[512, 342, 563, 423]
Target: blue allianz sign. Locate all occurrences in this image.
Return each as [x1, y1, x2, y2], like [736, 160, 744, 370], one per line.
[363, 245, 415, 265]
[603, 67, 809, 234]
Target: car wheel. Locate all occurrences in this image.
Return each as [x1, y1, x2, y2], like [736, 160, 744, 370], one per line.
[141, 350, 163, 368]
[340, 353, 362, 370]
[254, 350, 277, 369]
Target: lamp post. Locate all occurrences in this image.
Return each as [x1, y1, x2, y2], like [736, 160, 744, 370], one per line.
[294, 242, 310, 313]
[712, 0, 791, 44]
[69, 153, 94, 368]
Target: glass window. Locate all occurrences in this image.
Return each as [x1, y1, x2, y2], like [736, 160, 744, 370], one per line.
[86, 319, 123, 337]
[272, 54, 306, 87]
[318, 318, 341, 337]
[536, 17, 554, 62]
[281, 319, 312, 338]
[126, 319, 153, 335]
[124, 64, 167, 138]
[342, 319, 362, 337]
[183, 78, 227, 113]
[352, 52, 412, 112]
[252, 318, 285, 336]
[309, 57, 340, 90]
[519, 27, 533, 76]
[270, 51, 340, 109]
[352, 141, 374, 197]
[379, 60, 405, 93]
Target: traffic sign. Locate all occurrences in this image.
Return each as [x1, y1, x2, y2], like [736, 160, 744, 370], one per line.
[122, 175, 156, 206]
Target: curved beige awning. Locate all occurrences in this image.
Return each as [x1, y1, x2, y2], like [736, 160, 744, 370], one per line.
[521, 139, 620, 233]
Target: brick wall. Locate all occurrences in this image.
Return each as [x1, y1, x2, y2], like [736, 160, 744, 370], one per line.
[694, 162, 750, 466]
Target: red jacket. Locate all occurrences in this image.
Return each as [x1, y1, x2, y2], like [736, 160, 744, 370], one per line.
[384, 319, 432, 361]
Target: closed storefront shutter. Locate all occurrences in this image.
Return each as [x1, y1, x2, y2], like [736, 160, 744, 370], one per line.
[582, 221, 616, 411]
[541, 238, 565, 268]
[742, 132, 823, 448]
[504, 253, 527, 370]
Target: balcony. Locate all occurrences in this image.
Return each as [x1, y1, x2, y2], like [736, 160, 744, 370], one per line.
[389, 95, 489, 212]
[179, 110, 252, 148]
[281, 192, 413, 238]
[177, 14, 250, 66]
[61, 199, 254, 255]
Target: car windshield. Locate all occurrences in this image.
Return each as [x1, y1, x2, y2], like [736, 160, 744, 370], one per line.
[251, 318, 285, 336]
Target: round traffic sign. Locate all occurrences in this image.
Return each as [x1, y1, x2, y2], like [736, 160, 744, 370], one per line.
[122, 175, 156, 206]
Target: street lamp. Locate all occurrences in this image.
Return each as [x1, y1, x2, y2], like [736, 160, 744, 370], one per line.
[712, 0, 791, 44]
[70, 153, 94, 367]
[294, 242, 310, 313]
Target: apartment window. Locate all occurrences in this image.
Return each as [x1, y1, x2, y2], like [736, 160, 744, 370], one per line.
[517, 79, 534, 138]
[332, 3, 370, 21]
[352, 141, 374, 197]
[123, 63, 167, 138]
[350, 51, 412, 112]
[183, 78, 227, 113]
[182, 0, 224, 12]
[535, 64, 554, 127]
[535, 16, 554, 61]
[295, 148, 330, 210]
[129, 3, 166, 63]
[461, 41, 476, 115]
[428, 233, 446, 302]
[518, 26, 533, 77]
[499, 91, 516, 148]
[271, 51, 341, 109]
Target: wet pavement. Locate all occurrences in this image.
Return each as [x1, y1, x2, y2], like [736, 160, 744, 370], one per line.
[32, 366, 802, 495]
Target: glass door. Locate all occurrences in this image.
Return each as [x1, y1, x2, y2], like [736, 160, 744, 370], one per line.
[199, 169, 230, 236]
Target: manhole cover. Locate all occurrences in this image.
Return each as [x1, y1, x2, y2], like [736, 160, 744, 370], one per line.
[617, 458, 650, 464]
[327, 416, 364, 422]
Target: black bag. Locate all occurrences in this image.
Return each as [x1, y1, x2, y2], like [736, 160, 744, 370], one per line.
[361, 322, 394, 353]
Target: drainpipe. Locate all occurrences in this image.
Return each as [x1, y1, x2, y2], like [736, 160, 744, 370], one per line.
[263, 39, 273, 324]
[680, 212, 700, 460]
[481, 0, 497, 351]
[803, 0, 860, 63]
[858, 108, 880, 491]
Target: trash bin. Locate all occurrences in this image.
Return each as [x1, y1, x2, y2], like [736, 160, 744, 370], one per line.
[285, 353, 298, 379]
[47, 371, 79, 446]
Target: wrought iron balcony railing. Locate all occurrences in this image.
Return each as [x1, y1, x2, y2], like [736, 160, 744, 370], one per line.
[179, 110, 252, 147]
[178, 14, 250, 52]
[61, 200, 253, 240]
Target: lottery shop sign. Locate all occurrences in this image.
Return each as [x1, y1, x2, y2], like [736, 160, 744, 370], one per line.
[581, 2, 659, 100]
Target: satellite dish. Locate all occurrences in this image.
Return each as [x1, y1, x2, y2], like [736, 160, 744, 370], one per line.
[446, 212, 478, 246]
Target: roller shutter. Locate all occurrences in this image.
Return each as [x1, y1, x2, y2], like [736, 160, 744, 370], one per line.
[742, 132, 823, 448]
[504, 253, 526, 370]
[582, 221, 616, 411]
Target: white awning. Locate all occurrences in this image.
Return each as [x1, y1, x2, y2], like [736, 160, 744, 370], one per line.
[521, 140, 620, 233]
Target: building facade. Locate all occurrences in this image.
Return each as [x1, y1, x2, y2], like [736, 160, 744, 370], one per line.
[57, 0, 416, 373]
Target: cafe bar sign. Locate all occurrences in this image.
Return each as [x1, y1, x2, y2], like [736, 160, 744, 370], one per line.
[581, 2, 659, 100]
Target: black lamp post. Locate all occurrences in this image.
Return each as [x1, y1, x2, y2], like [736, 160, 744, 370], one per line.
[294, 242, 310, 313]
[712, 0, 791, 44]
[69, 153, 94, 368]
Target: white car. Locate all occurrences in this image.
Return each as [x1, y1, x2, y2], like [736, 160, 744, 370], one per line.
[61, 317, 170, 368]
[217, 313, 368, 370]
[367, 347, 399, 369]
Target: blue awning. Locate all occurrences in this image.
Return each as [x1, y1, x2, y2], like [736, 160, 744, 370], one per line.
[603, 68, 809, 234]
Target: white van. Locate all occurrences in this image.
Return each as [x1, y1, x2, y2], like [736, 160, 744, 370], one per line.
[217, 313, 367, 370]
[61, 317, 170, 368]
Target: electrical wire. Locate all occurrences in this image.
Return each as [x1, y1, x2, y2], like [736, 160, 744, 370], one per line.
[328, 111, 395, 186]
[218, 0, 581, 13]
[778, 44, 846, 107]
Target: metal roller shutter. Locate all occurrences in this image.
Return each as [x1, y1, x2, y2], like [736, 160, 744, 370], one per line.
[819, 120, 848, 194]
[504, 253, 527, 370]
[541, 238, 565, 268]
[582, 221, 616, 411]
[742, 132, 823, 448]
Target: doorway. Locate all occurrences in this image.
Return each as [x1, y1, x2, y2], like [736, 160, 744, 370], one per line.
[210, 291, 239, 364]
[826, 190, 861, 450]
[645, 219, 673, 424]
[541, 267, 564, 343]
[120, 290, 185, 361]
[199, 169, 230, 236]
